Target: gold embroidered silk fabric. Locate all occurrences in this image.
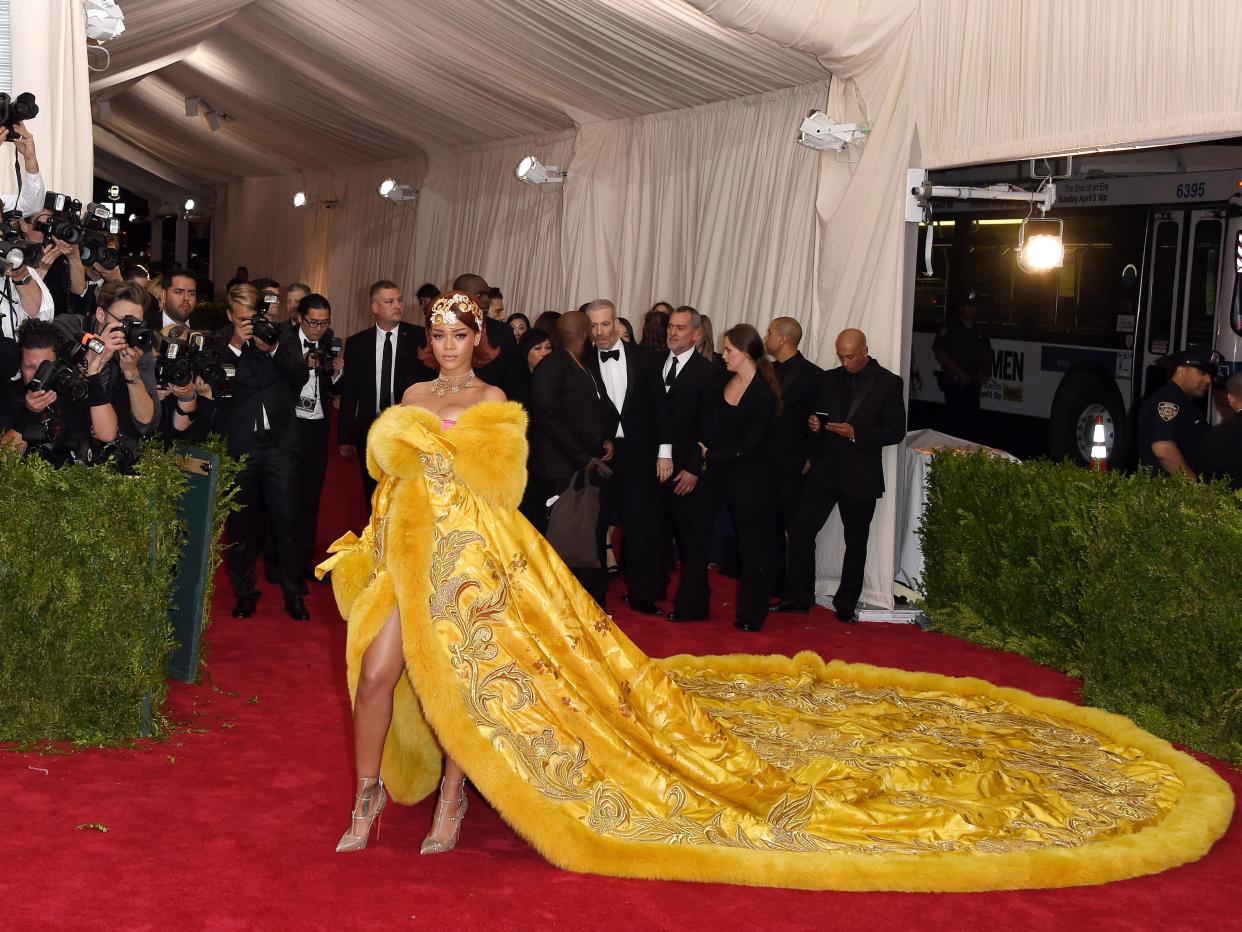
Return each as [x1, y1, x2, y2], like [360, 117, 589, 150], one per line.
[322, 403, 1233, 891]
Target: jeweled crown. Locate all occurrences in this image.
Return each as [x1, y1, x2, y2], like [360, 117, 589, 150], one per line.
[428, 292, 483, 329]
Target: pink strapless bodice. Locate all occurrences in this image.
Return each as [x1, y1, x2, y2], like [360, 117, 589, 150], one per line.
[441, 419, 456, 428]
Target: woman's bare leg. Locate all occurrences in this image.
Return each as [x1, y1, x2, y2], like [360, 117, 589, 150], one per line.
[345, 607, 405, 839]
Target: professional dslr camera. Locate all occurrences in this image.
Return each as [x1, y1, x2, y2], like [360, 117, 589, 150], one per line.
[26, 356, 89, 404]
[310, 329, 342, 377]
[0, 91, 38, 141]
[0, 209, 43, 271]
[156, 328, 232, 396]
[32, 193, 122, 270]
[251, 291, 281, 345]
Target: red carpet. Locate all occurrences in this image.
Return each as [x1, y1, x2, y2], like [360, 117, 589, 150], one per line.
[7, 430, 1241, 931]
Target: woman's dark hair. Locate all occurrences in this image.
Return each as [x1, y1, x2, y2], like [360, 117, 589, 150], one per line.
[640, 310, 669, 354]
[532, 311, 561, 335]
[507, 312, 530, 328]
[297, 293, 331, 316]
[418, 291, 498, 371]
[519, 327, 550, 360]
[415, 282, 440, 301]
[618, 317, 635, 342]
[724, 323, 783, 415]
[650, 301, 674, 316]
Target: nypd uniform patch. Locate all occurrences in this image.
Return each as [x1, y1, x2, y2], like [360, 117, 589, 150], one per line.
[1157, 401, 1179, 422]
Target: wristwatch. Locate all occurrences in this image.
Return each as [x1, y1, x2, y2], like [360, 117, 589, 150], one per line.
[124, 372, 141, 384]
[10, 274, 31, 286]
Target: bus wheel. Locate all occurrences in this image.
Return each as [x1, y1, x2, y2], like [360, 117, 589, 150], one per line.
[1048, 372, 1127, 465]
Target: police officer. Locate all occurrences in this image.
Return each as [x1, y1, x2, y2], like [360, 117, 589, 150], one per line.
[1136, 349, 1214, 478]
[1197, 371, 1242, 489]
[932, 291, 993, 440]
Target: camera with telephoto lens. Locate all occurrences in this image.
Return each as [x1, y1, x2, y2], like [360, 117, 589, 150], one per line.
[0, 92, 38, 141]
[27, 357, 89, 404]
[155, 328, 194, 388]
[33, 193, 85, 244]
[0, 209, 43, 271]
[79, 203, 121, 271]
[161, 329, 232, 398]
[110, 314, 155, 351]
[313, 329, 341, 377]
[250, 292, 280, 345]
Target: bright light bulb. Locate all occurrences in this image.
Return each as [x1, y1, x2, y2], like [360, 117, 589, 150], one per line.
[184, 198, 195, 212]
[1020, 233, 1063, 271]
[127, 213, 137, 222]
[1092, 419, 1106, 444]
[378, 178, 396, 197]
[293, 191, 307, 208]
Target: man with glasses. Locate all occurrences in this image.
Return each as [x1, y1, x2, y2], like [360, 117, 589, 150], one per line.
[291, 293, 341, 587]
[772, 328, 905, 625]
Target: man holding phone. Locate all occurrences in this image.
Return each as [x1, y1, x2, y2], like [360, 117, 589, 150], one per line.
[772, 328, 905, 624]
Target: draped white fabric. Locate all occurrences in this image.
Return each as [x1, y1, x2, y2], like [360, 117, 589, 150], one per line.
[563, 83, 824, 337]
[413, 132, 575, 317]
[5, 0, 93, 203]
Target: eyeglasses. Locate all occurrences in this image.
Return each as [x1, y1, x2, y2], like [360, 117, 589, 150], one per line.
[303, 318, 331, 328]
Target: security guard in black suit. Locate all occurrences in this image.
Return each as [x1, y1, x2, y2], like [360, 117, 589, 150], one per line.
[932, 291, 992, 440]
[1199, 371, 1242, 490]
[773, 328, 905, 624]
[1136, 349, 1214, 479]
[215, 284, 310, 621]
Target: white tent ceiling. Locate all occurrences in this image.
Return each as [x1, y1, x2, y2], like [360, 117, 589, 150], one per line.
[93, 0, 827, 202]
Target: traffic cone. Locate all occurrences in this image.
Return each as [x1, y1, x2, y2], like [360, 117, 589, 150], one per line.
[1090, 416, 1107, 472]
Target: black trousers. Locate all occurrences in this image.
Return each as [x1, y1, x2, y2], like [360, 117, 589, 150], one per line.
[665, 478, 711, 619]
[227, 438, 300, 600]
[771, 470, 806, 595]
[783, 477, 877, 617]
[359, 457, 378, 515]
[602, 438, 662, 603]
[694, 465, 780, 625]
[294, 416, 330, 578]
[943, 382, 981, 440]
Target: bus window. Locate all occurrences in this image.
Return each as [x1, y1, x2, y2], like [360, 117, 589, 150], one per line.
[1185, 219, 1221, 348]
[1148, 221, 1180, 354]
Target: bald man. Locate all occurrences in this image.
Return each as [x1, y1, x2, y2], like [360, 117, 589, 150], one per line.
[451, 272, 517, 394]
[772, 328, 905, 624]
[764, 317, 823, 591]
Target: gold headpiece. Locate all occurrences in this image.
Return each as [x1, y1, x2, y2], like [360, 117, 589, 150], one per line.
[428, 292, 483, 329]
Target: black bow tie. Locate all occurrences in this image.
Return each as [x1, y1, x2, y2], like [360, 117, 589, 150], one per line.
[599, 349, 620, 363]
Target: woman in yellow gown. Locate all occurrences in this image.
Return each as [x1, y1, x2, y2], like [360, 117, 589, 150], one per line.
[321, 293, 1232, 889]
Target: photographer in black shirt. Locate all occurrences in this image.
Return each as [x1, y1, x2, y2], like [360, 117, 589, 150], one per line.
[0, 319, 119, 464]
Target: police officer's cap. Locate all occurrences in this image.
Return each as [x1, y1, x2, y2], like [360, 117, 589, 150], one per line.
[1168, 349, 1218, 374]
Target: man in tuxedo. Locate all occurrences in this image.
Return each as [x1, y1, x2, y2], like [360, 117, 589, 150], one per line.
[291, 294, 343, 589]
[658, 306, 726, 622]
[764, 316, 823, 590]
[584, 299, 666, 615]
[338, 279, 433, 511]
[773, 328, 906, 624]
[214, 286, 311, 621]
[451, 273, 518, 396]
[147, 266, 197, 331]
[529, 311, 617, 604]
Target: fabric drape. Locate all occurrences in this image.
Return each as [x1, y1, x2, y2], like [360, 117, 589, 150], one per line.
[413, 131, 575, 318]
[5, 0, 93, 203]
[562, 82, 823, 334]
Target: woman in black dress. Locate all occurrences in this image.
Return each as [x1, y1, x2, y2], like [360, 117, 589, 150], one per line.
[697, 323, 782, 631]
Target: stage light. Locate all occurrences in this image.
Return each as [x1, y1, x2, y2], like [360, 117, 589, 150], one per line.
[93, 97, 112, 123]
[515, 155, 565, 186]
[1017, 217, 1064, 273]
[797, 110, 869, 151]
[293, 191, 308, 209]
[378, 178, 418, 203]
[184, 198, 196, 212]
[185, 96, 200, 118]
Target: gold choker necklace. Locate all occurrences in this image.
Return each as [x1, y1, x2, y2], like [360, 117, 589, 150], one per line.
[431, 370, 476, 397]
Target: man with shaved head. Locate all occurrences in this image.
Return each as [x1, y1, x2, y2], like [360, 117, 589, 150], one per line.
[764, 316, 823, 591]
[772, 328, 905, 624]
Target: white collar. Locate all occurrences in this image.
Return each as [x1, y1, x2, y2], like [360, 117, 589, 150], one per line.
[670, 346, 695, 366]
[376, 323, 398, 338]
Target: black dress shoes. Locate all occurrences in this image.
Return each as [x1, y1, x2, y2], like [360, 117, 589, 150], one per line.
[770, 599, 811, 614]
[666, 611, 709, 622]
[733, 619, 764, 632]
[627, 599, 666, 616]
[836, 609, 859, 625]
[285, 594, 310, 621]
[231, 591, 261, 619]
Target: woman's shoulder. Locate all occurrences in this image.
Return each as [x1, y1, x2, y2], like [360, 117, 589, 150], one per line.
[478, 384, 507, 404]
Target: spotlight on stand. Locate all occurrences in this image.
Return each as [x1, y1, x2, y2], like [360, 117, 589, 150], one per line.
[1018, 217, 1064, 273]
[515, 155, 565, 186]
[797, 110, 869, 151]
[378, 178, 418, 203]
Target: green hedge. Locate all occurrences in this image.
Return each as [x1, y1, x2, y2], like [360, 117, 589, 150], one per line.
[0, 442, 238, 745]
[919, 453, 1242, 764]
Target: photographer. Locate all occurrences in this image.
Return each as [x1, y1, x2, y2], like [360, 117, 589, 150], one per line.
[0, 319, 119, 465]
[215, 283, 310, 622]
[154, 325, 217, 447]
[1, 121, 54, 339]
[54, 281, 161, 439]
[290, 293, 341, 587]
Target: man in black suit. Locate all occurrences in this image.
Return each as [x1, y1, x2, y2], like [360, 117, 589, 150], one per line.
[290, 293, 342, 588]
[1198, 371, 1242, 490]
[529, 311, 617, 604]
[214, 285, 311, 621]
[148, 266, 197, 332]
[764, 316, 823, 590]
[773, 328, 906, 624]
[338, 279, 434, 511]
[583, 298, 667, 615]
[657, 306, 727, 621]
[451, 273, 519, 397]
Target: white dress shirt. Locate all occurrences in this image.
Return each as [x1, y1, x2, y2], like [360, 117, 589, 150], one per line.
[657, 346, 698, 459]
[1, 266, 55, 341]
[374, 324, 398, 413]
[1, 168, 46, 218]
[596, 340, 627, 438]
[296, 325, 324, 420]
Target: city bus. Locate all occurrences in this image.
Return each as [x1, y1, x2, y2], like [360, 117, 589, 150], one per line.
[909, 162, 1242, 464]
